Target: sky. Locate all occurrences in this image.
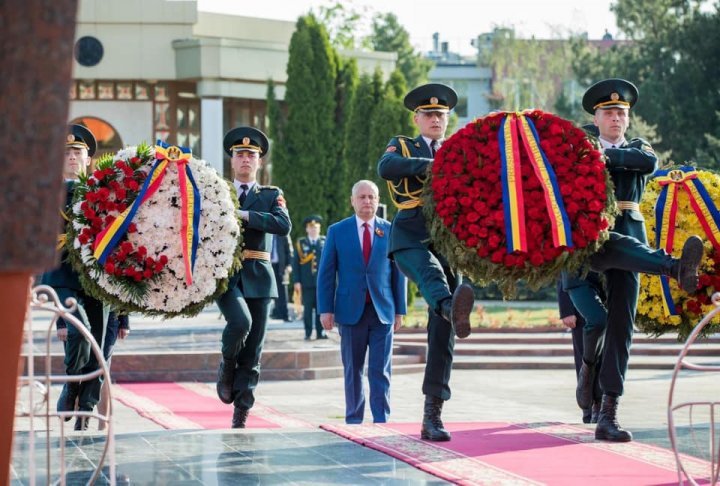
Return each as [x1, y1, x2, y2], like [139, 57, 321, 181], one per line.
[197, 0, 619, 55]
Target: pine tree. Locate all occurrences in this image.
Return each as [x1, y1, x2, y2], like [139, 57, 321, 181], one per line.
[274, 15, 338, 236]
[367, 69, 413, 218]
[326, 56, 359, 223]
[343, 70, 383, 197]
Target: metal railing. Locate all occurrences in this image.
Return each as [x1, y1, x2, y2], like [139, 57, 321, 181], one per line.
[16, 285, 115, 485]
[668, 291, 720, 485]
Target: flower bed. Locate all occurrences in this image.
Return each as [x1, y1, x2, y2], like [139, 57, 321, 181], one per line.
[67, 143, 242, 317]
[637, 166, 720, 338]
[423, 110, 615, 296]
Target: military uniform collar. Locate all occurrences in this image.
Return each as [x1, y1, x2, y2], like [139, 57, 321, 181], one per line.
[598, 136, 626, 150]
[233, 179, 258, 193]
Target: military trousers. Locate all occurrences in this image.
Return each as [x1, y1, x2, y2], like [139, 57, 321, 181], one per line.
[55, 287, 107, 410]
[217, 274, 251, 360]
[394, 248, 457, 400]
[232, 297, 270, 411]
[301, 287, 323, 338]
[393, 248, 452, 313]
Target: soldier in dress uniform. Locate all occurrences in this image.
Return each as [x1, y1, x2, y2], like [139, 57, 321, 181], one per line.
[564, 79, 704, 441]
[215, 126, 292, 428]
[377, 83, 475, 442]
[42, 124, 108, 431]
[292, 215, 327, 340]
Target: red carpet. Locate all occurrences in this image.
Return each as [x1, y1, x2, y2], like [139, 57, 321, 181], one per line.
[114, 382, 311, 430]
[322, 422, 712, 485]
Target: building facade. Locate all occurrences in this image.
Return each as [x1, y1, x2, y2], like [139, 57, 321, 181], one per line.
[71, 0, 396, 175]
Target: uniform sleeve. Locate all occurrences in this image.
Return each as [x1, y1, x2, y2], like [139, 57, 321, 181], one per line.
[604, 138, 657, 174]
[291, 239, 301, 284]
[316, 226, 338, 314]
[246, 188, 291, 236]
[377, 137, 432, 180]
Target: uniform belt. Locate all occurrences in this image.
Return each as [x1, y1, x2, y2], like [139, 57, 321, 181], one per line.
[616, 201, 640, 212]
[242, 250, 271, 261]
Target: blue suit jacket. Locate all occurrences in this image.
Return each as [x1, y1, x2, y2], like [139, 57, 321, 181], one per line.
[317, 216, 407, 325]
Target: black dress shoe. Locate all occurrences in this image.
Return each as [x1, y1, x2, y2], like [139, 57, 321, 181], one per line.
[317, 334, 328, 340]
[673, 236, 703, 291]
[232, 407, 249, 429]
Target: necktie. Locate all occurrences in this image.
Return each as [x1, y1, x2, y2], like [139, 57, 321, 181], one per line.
[430, 139, 438, 157]
[239, 183, 248, 206]
[362, 223, 372, 303]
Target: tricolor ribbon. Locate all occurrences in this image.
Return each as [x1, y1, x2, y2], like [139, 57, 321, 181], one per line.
[93, 141, 201, 285]
[654, 166, 719, 316]
[499, 112, 573, 253]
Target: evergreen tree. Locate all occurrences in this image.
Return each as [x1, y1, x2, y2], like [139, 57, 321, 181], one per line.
[343, 70, 383, 197]
[366, 69, 414, 219]
[326, 56, 359, 223]
[274, 15, 338, 237]
[368, 12, 433, 89]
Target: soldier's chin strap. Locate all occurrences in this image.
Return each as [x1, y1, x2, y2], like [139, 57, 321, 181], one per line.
[387, 138, 426, 210]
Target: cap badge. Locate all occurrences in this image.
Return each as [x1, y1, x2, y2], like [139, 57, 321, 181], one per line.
[67, 134, 75, 143]
[242, 137, 250, 146]
[430, 96, 438, 105]
[610, 92, 620, 101]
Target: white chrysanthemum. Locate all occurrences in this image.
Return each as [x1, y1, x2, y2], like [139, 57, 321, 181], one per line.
[72, 146, 240, 315]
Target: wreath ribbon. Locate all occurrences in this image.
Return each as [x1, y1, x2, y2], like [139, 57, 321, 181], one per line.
[93, 141, 201, 285]
[499, 112, 573, 253]
[654, 166, 720, 316]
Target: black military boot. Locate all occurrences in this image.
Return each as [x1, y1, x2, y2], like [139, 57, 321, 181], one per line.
[670, 236, 703, 291]
[595, 394, 632, 442]
[216, 358, 236, 404]
[232, 407, 249, 429]
[57, 382, 80, 422]
[439, 284, 474, 339]
[421, 395, 451, 441]
[575, 360, 595, 410]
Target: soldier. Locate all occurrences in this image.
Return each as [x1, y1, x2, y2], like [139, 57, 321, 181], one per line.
[377, 83, 475, 442]
[215, 126, 291, 428]
[42, 124, 108, 431]
[565, 78, 703, 442]
[292, 215, 327, 340]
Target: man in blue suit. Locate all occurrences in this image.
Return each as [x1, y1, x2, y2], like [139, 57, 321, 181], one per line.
[317, 180, 407, 424]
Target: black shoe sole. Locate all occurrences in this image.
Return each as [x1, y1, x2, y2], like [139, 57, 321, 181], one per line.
[679, 236, 704, 291]
[451, 284, 474, 339]
[420, 430, 451, 441]
[594, 431, 632, 442]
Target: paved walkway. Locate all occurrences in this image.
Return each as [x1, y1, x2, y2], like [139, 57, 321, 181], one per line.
[13, 302, 720, 484]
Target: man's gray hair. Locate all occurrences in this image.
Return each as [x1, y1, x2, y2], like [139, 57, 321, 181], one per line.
[351, 179, 379, 196]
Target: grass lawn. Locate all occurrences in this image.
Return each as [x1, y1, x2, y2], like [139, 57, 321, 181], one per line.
[401, 302, 563, 330]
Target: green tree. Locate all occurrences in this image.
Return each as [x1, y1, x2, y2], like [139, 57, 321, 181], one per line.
[486, 27, 576, 112]
[274, 15, 338, 237]
[314, 1, 372, 50]
[367, 69, 413, 216]
[368, 12, 433, 88]
[571, 0, 719, 166]
[326, 56, 359, 223]
[343, 69, 383, 197]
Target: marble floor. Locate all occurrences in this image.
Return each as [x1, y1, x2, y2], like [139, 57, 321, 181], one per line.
[11, 429, 446, 485]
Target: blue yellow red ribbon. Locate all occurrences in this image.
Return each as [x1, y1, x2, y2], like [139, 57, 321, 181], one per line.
[93, 141, 201, 285]
[499, 112, 573, 253]
[654, 166, 719, 316]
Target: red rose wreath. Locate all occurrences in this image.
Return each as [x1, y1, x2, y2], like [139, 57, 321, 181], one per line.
[422, 110, 616, 296]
